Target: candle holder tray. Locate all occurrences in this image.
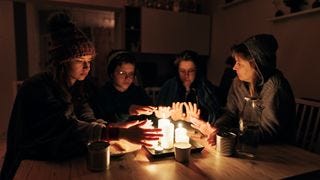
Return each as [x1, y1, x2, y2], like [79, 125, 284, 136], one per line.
[142, 140, 204, 159]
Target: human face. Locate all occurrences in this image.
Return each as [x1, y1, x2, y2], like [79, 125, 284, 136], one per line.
[232, 53, 256, 84]
[68, 55, 93, 86]
[178, 60, 196, 90]
[113, 63, 135, 92]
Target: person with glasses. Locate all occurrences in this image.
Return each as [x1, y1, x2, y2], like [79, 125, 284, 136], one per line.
[157, 50, 221, 123]
[91, 50, 156, 123]
[0, 12, 161, 180]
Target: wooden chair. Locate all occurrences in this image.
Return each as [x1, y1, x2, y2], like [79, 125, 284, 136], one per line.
[295, 98, 320, 153]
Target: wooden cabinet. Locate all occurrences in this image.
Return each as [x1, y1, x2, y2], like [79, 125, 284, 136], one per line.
[125, 7, 211, 55]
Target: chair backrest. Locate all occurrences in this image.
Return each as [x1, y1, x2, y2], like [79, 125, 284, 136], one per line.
[144, 87, 161, 105]
[295, 98, 320, 153]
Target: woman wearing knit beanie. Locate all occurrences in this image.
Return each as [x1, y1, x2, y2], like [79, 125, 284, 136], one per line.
[186, 34, 295, 147]
[0, 12, 161, 180]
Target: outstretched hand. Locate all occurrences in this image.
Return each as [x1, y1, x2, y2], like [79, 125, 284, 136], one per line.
[184, 102, 200, 122]
[190, 117, 217, 146]
[119, 120, 162, 147]
[170, 102, 200, 122]
[109, 120, 141, 128]
[129, 105, 156, 116]
[154, 106, 172, 119]
[171, 102, 185, 121]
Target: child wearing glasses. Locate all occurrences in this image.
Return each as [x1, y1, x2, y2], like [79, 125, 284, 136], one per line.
[91, 50, 156, 123]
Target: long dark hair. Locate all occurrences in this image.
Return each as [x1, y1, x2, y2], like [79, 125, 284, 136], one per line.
[174, 50, 203, 79]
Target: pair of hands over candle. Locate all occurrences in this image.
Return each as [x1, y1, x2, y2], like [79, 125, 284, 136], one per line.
[170, 102, 218, 146]
[128, 102, 217, 146]
[154, 102, 200, 121]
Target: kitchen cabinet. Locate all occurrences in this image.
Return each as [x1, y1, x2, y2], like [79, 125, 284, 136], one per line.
[126, 7, 211, 55]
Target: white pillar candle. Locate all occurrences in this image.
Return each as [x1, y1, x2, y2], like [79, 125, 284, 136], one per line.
[158, 118, 174, 149]
[175, 124, 190, 143]
[158, 118, 170, 128]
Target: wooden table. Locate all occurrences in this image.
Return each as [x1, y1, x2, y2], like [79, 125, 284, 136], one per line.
[14, 137, 320, 180]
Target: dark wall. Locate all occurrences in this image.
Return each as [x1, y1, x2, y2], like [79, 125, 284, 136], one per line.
[134, 52, 208, 87]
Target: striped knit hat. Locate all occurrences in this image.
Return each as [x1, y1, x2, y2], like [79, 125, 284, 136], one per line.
[47, 12, 96, 65]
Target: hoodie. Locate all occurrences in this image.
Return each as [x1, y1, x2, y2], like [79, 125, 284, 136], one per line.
[214, 34, 296, 143]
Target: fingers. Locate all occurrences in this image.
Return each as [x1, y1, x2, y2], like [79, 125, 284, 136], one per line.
[120, 120, 140, 128]
[183, 102, 200, 122]
[192, 102, 200, 117]
[136, 106, 156, 115]
[139, 119, 154, 129]
[190, 123, 200, 130]
[190, 117, 203, 126]
[207, 134, 216, 146]
[140, 141, 154, 147]
[184, 102, 190, 113]
[207, 138, 216, 146]
[172, 102, 177, 110]
[185, 102, 196, 113]
[143, 135, 162, 140]
[142, 128, 162, 133]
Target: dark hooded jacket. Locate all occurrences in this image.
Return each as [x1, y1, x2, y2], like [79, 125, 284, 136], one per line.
[214, 34, 295, 143]
[157, 76, 221, 123]
[0, 72, 105, 180]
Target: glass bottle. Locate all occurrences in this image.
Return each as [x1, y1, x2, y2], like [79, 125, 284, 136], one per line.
[238, 96, 262, 157]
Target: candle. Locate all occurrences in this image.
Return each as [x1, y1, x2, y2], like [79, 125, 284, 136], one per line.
[175, 123, 190, 143]
[158, 118, 174, 149]
[154, 145, 164, 152]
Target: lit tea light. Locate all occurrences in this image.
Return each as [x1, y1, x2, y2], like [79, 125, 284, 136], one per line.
[175, 123, 189, 143]
[154, 145, 164, 152]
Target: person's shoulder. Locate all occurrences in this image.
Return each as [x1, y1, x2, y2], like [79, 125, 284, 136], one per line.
[264, 70, 291, 89]
[16, 72, 54, 98]
[100, 81, 114, 91]
[161, 77, 178, 88]
[128, 84, 145, 92]
[20, 72, 52, 89]
[97, 81, 115, 96]
[164, 77, 177, 84]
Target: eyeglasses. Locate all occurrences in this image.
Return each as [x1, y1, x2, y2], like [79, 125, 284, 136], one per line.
[178, 69, 196, 75]
[117, 71, 135, 79]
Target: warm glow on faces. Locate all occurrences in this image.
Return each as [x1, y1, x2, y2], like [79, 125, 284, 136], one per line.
[113, 63, 135, 92]
[68, 55, 93, 86]
[232, 53, 256, 83]
[178, 60, 196, 90]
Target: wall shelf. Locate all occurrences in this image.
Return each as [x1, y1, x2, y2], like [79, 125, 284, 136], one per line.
[221, 0, 247, 9]
[267, 7, 320, 22]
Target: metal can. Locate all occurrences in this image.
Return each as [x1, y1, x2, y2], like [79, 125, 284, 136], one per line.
[87, 141, 110, 171]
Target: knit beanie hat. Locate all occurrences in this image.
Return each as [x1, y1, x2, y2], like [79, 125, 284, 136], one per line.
[47, 12, 96, 65]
